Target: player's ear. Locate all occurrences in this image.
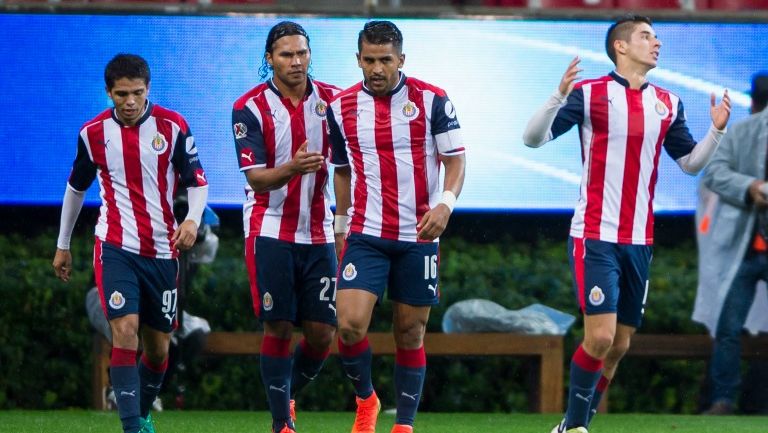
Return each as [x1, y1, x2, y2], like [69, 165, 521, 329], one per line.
[398, 53, 405, 69]
[265, 52, 273, 68]
[356, 52, 362, 68]
[614, 39, 627, 57]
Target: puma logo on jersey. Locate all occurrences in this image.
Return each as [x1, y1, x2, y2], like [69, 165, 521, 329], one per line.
[241, 152, 253, 162]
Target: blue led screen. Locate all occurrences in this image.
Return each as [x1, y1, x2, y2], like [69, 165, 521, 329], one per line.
[0, 14, 762, 211]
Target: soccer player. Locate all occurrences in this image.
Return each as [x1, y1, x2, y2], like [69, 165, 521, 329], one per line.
[522, 15, 731, 433]
[52, 54, 209, 433]
[231, 21, 341, 433]
[328, 20, 466, 433]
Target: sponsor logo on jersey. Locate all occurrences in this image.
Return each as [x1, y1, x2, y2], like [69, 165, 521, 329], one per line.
[342, 263, 357, 281]
[234, 122, 248, 139]
[194, 169, 208, 186]
[263, 292, 274, 311]
[109, 291, 125, 309]
[402, 101, 419, 118]
[444, 100, 456, 119]
[151, 133, 167, 153]
[240, 149, 254, 166]
[186, 136, 197, 155]
[589, 285, 605, 306]
[655, 100, 669, 117]
[314, 100, 328, 118]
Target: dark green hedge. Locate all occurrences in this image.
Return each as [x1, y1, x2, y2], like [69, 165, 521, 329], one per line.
[0, 228, 709, 412]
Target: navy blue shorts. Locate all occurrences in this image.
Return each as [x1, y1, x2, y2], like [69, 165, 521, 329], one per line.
[568, 237, 652, 328]
[337, 233, 440, 306]
[245, 236, 338, 325]
[93, 239, 179, 333]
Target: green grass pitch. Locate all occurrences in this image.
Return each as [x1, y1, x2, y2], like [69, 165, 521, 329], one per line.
[1, 410, 766, 433]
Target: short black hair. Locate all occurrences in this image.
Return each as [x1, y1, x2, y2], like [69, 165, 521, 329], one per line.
[358, 20, 403, 53]
[104, 54, 150, 90]
[751, 72, 768, 113]
[259, 21, 310, 80]
[605, 15, 653, 65]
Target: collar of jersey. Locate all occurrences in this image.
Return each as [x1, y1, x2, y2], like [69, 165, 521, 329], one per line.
[267, 77, 314, 99]
[362, 72, 406, 97]
[111, 101, 153, 128]
[610, 71, 650, 91]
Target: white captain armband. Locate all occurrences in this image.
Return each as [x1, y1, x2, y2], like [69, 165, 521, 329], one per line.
[435, 129, 465, 155]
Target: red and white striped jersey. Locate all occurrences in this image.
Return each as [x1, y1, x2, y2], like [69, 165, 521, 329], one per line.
[551, 72, 696, 245]
[68, 102, 208, 258]
[328, 74, 465, 242]
[232, 79, 341, 244]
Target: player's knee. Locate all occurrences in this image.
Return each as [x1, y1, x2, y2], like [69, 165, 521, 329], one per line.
[304, 324, 335, 350]
[337, 322, 366, 345]
[610, 337, 631, 359]
[110, 319, 139, 347]
[394, 321, 426, 349]
[584, 332, 614, 358]
[142, 345, 169, 366]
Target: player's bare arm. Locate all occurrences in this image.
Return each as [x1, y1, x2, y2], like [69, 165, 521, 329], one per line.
[333, 165, 352, 258]
[559, 56, 583, 97]
[710, 89, 732, 130]
[245, 140, 324, 193]
[417, 154, 465, 241]
[52, 248, 73, 282]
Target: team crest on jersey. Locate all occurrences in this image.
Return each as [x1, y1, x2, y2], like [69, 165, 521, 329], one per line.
[654, 100, 669, 118]
[589, 286, 605, 306]
[109, 291, 125, 310]
[342, 263, 357, 281]
[402, 101, 419, 118]
[151, 134, 167, 153]
[263, 292, 274, 311]
[314, 100, 328, 118]
[234, 122, 248, 139]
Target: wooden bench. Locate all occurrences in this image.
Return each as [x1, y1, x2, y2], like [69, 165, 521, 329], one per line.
[92, 332, 564, 413]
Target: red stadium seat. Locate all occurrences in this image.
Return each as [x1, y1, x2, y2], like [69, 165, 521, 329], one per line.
[709, 0, 768, 9]
[615, 0, 683, 8]
[539, 0, 615, 8]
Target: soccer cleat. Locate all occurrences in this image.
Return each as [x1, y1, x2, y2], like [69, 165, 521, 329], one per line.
[289, 399, 296, 424]
[550, 418, 566, 433]
[139, 414, 156, 433]
[391, 424, 414, 433]
[351, 391, 381, 433]
[273, 424, 296, 433]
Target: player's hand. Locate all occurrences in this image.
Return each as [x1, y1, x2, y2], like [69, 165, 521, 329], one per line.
[417, 205, 452, 241]
[558, 56, 582, 97]
[334, 232, 346, 260]
[172, 220, 198, 251]
[749, 180, 768, 209]
[52, 248, 73, 282]
[710, 89, 731, 131]
[290, 141, 324, 175]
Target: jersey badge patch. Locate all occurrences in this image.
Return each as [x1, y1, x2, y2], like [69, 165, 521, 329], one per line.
[234, 122, 248, 139]
[263, 292, 274, 311]
[589, 286, 605, 306]
[314, 100, 328, 118]
[654, 100, 669, 118]
[151, 133, 167, 153]
[402, 101, 419, 118]
[342, 263, 357, 281]
[109, 291, 126, 310]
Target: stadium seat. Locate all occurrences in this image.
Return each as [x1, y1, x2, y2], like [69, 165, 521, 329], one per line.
[615, 0, 684, 8]
[709, 0, 768, 9]
[538, 0, 615, 8]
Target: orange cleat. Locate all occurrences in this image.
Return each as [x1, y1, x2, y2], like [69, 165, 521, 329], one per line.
[289, 399, 296, 424]
[351, 391, 381, 433]
[273, 424, 296, 433]
[391, 424, 414, 433]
